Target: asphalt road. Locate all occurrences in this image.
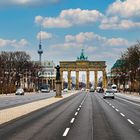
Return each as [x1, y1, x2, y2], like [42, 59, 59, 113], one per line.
[0, 92, 140, 140]
[0, 92, 55, 109]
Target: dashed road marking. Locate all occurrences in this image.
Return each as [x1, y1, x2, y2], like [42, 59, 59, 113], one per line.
[70, 118, 75, 123]
[112, 106, 115, 108]
[120, 113, 125, 117]
[115, 109, 119, 112]
[75, 112, 78, 116]
[127, 119, 134, 125]
[79, 105, 82, 108]
[63, 128, 70, 136]
[77, 108, 80, 111]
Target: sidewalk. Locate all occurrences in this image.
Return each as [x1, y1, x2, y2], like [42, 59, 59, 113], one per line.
[0, 91, 79, 125]
[115, 92, 140, 103]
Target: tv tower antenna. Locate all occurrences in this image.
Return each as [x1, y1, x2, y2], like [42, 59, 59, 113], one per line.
[37, 26, 43, 64]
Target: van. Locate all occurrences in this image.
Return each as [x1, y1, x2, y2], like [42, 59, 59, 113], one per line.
[111, 84, 117, 93]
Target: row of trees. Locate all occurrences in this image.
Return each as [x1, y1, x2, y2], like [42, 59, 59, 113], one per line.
[112, 42, 140, 92]
[121, 42, 140, 76]
[0, 51, 40, 94]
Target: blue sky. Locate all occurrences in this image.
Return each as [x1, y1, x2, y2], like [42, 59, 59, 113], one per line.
[0, 0, 140, 70]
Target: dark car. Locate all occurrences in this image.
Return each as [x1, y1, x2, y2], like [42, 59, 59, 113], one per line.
[40, 84, 50, 93]
[89, 88, 95, 92]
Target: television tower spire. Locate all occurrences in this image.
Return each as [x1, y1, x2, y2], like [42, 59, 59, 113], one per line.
[38, 26, 43, 64]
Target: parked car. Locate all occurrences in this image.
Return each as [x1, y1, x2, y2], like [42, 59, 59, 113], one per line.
[103, 89, 115, 99]
[15, 88, 24, 95]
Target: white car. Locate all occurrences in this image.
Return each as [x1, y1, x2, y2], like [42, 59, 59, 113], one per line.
[15, 88, 24, 95]
[103, 89, 115, 99]
[111, 84, 117, 93]
[63, 88, 68, 92]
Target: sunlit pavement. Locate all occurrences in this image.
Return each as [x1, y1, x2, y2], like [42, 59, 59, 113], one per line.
[0, 90, 79, 125]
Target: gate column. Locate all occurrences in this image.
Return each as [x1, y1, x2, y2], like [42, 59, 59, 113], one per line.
[76, 70, 79, 90]
[86, 70, 90, 89]
[94, 71, 98, 90]
[68, 70, 71, 90]
[102, 70, 107, 88]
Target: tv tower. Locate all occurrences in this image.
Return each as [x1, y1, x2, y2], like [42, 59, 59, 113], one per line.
[38, 28, 43, 64]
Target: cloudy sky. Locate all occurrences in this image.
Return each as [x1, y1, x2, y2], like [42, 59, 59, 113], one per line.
[0, 0, 140, 70]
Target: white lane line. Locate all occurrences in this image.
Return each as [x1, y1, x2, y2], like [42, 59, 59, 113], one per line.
[75, 112, 78, 116]
[109, 103, 112, 106]
[112, 106, 115, 108]
[116, 96, 140, 107]
[63, 128, 70, 136]
[79, 105, 82, 108]
[70, 118, 75, 123]
[120, 113, 125, 117]
[115, 109, 119, 112]
[127, 119, 134, 125]
[77, 108, 80, 111]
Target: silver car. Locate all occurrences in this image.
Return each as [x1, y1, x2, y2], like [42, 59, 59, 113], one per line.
[15, 88, 24, 95]
[103, 89, 115, 99]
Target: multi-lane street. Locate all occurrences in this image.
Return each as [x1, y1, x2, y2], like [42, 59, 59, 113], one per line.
[0, 91, 140, 140]
[0, 92, 55, 109]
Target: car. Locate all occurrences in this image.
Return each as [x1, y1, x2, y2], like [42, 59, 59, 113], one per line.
[63, 88, 68, 92]
[89, 88, 95, 92]
[15, 88, 24, 95]
[81, 88, 85, 91]
[111, 84, 117, 93]
[98, 88, 104, 93]
[103, 89, 115, 99]
[40, 84, 50, 93]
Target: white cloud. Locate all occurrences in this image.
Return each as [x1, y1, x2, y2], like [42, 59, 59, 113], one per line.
[100, 16, 140, 30]
[107, 0, 140, 18]
[65, 32, 130, 47]
[37, 31, 52, 40]
[42, 17, 72, 28]
[35, 8, 103, 28]
[35, 16, 43, 25]
[105, 38, 130, 46]
[0, 38, 28, 48]
[0, 0, 60, 7]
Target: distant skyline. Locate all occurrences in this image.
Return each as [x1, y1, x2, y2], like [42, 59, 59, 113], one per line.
[0, 0, 140, 70]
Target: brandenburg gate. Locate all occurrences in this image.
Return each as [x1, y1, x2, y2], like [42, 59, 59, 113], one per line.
[60, 49, 107, 90]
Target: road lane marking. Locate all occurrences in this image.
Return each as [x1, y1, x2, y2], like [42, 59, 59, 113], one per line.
[127, 119, 134, 125]
[109, 103, 112, 106]
[112, 106, 115, 108]
[75, 112, 78, 116]
[120, 113, 125, 117]
[79, 105, 82, 108]
[63, 128, 70, 136]
[77, 108, 80, 111]
[116, 96, 140, 107]
[115, 109, 119, 112]
[70, 118, 75, 123]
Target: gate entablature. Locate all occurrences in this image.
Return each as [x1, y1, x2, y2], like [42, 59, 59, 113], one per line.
[59, 50, 107, 90]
